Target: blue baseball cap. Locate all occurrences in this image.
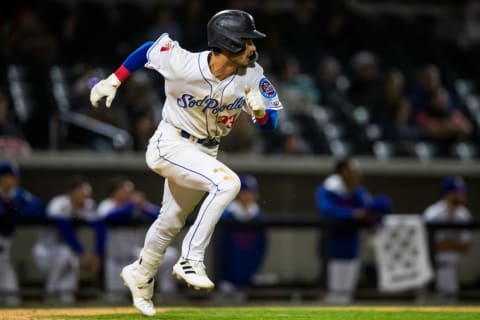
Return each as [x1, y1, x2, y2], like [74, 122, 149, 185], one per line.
[0, 161, 19, 177]
[441, 176, 466, 195]
[240, 174, 258, 192]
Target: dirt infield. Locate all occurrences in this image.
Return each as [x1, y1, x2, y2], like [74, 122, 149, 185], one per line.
[1, 306, 480, 320]
[0, 307, 162, 320]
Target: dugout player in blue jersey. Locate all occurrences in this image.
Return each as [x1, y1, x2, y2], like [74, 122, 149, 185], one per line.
[315, 158, 390, 304]
[217, 174, 267, 301]
[0, 160, 44, 305]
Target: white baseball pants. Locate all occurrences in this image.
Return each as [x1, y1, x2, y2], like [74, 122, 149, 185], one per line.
[0, 236, 20, 305]
[325, 259, 359, 304]
[435, 259, 459, 296]
[32, 241, 79, 300]
[138, 120, 241, 279]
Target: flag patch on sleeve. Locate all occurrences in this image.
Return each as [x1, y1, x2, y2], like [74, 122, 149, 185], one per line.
[160, 41, 172, 52]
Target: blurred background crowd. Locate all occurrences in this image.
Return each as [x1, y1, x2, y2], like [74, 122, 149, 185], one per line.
[2, 0, 480, 159]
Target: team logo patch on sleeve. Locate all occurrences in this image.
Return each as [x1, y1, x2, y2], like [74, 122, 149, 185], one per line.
[259, 77, 277, 98]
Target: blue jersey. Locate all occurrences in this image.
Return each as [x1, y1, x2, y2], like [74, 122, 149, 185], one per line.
[315, 174, 370, 260]
[0, 187, 45, 237]
[218, 201, 267, 287]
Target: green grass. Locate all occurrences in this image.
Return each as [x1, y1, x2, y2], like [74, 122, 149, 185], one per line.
[48, 307, 480, 320]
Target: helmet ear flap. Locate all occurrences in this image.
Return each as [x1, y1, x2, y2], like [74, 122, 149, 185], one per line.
[209, 34, 245, 54]
[222, 35, 245, 53]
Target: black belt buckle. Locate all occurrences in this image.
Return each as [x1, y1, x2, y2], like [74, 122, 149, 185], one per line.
[201, 137, 220, 147]
[181, 129, 219, 147]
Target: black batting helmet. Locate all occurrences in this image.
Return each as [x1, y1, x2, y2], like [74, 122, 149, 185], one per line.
[207, 9, 266, 54]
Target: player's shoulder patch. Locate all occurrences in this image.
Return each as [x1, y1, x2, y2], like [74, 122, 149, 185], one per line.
[259, 77, 277, 99]
[146, 33, 183, 72]
[160, 41, 172, 52]
[157, 33, 173, 50]
[149, 33, 175, 55]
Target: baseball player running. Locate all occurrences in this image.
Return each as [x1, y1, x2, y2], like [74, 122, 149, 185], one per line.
[90, 9, 282, 316]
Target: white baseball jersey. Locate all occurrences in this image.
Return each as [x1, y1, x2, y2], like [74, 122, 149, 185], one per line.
[423, 200, 472, 263]
[145, 33, 283, 139]
[35, 195, 98, 247]
[97, 198, 116, 218]
[47, 195, 97, 222]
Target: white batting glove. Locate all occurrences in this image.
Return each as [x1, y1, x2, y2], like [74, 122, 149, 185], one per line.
[245, 85, 266, 118]
[90, 74, 121, 108]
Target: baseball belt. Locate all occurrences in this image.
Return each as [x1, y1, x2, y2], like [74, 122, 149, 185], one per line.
[179, 129, 220, 147]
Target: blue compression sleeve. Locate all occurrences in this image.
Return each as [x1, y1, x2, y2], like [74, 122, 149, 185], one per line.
[122, 41, 154, 72]
[256, 109, 278, 131]
[114, 41, 154, 81]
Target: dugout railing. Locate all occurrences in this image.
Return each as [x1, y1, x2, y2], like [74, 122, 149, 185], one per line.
[4, 216, 480, 304]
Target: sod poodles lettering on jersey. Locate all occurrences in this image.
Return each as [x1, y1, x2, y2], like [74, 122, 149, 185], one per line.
[145, 34, 282, 139]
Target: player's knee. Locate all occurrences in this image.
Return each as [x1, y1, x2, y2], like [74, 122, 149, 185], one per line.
[145, 149, 165, 176]
[218, 173, 241, 198]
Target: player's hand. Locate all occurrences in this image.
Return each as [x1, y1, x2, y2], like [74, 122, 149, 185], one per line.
[90, 74, 121, 108]
[132, 191, 147, 206]
[353, 208, 370, 221]
[245, 85, 266, 118]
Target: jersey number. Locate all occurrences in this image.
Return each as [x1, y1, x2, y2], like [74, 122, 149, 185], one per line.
[218, 114, 237, 129]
